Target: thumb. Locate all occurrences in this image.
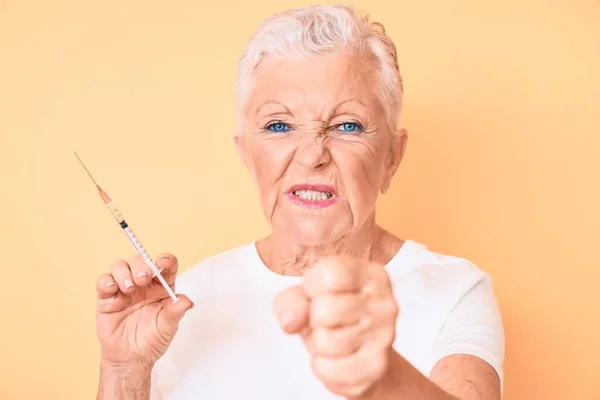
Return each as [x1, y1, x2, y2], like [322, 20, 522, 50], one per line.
[273, 285, 309, 334]
[157, 294, 194, 339]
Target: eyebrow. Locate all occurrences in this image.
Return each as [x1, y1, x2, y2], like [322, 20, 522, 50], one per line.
[254, 98, 368, 118]
[329, 98, 367, 116]
[254, 100, 293, 116]
[334, 98, 367, 109]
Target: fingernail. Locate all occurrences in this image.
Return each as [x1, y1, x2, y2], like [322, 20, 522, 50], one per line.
[124, 278, 134, 289]
[137, 271, 148, 279]
[156, 256, 169, 268]
[106, 281, 115, 288]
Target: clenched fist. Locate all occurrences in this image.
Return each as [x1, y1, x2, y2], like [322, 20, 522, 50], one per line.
[273, 256, 399, 398]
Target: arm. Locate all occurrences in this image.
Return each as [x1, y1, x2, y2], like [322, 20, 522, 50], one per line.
[359, 350, 500, 400]
[428, 271, 504, 399]
[359, 271, 504, 400]
[97, 363, 152, 400]
[430, 354, 501, 400]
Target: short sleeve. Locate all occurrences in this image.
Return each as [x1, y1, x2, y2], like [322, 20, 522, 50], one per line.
[429, 272, 505, 389]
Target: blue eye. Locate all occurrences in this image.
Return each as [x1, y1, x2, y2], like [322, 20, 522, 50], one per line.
[336, 122, 363, 133]
[266, 122, 292, 133]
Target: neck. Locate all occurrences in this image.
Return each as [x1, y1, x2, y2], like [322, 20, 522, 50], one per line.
[257, 216, 402, 276]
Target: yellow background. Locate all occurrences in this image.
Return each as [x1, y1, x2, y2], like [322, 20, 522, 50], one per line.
[1, 0, 599, 399]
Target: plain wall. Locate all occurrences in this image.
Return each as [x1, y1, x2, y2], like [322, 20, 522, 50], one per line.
[1, 0, 599, 399]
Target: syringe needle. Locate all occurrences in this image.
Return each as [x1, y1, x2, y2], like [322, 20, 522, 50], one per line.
[73, 151, 99, 187]
[73, 151, 113, 203]
[74, 151, 179, 303]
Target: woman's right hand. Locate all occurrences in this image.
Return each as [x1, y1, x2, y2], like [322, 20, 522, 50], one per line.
[95, 253, 194, 372]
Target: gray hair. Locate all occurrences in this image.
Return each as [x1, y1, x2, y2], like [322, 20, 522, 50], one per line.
[235, 4, 404, 131]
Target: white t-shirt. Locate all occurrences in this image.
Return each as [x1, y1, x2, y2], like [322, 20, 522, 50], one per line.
[150, 240, 504, 399]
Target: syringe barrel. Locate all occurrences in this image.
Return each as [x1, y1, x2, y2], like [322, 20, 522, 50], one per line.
[106, 202, 153, 264]
[122, 225, 153, 262]
[102, 199, 176, 301]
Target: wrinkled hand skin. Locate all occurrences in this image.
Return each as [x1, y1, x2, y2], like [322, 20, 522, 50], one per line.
[95, 253, 194, 400]
[273, 256, 400, 399]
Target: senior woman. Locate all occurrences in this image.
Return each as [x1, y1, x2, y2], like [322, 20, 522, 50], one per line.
[95, 4, 504, 400]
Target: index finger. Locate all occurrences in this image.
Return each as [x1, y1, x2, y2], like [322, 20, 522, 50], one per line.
[303, 256, 368, 298]
[154, 252, 179, 280]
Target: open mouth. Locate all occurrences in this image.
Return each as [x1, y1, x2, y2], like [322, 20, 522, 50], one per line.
[292, 189, 334, 201]
[287, 185, 337, 208]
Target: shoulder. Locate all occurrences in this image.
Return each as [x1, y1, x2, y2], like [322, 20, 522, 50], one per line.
[387, 240, 495, 311]
[388, 240, 504, 385]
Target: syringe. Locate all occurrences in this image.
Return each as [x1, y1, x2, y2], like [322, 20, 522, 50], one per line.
[74, 151, 179, 303]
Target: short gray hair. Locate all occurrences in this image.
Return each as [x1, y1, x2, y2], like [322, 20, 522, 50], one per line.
[235, 4, 404, 130]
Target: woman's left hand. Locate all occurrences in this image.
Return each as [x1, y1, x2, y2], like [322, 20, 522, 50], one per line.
[273, 256, 400, 399]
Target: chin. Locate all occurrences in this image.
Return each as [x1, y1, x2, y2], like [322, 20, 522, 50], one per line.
[278, 218, 347, 247]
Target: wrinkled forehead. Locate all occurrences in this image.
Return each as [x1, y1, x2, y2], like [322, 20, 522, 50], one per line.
[245, 51, 385, 119]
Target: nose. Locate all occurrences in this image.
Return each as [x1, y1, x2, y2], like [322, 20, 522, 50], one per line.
[295, 134, 331, 169]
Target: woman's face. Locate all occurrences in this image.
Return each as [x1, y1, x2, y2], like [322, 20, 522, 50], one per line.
[236, 51, 406, 246]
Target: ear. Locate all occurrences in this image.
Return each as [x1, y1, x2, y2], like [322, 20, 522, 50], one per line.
[380, 128, 408, 194]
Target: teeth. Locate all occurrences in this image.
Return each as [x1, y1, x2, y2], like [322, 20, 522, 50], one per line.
[293, 189, 333, 201]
